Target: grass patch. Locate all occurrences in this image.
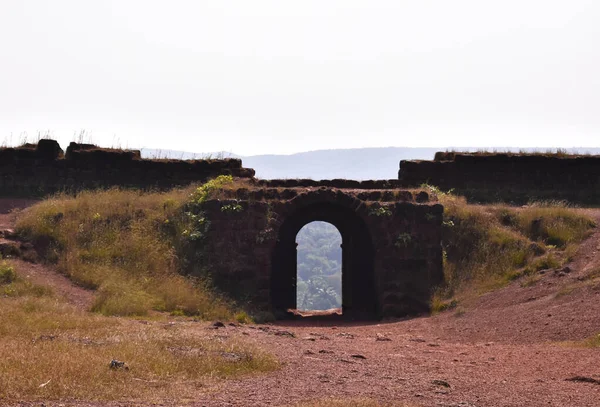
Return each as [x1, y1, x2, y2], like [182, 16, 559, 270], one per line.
[0, 260, 17, 284]
[427, 189, 596, 308]
[553, 267, 600, 298]
[0, 260, 53, 298]
[509, 204, 596, 248]
[15, 185, 235, 319]
[520, 274, 542, 288]
[0, 293, 277, 401]
[584, 333, 600, 348]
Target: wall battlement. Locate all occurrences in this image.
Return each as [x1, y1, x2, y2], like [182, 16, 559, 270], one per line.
[0, 140, 255, 195]
[399, 152, 600, 204]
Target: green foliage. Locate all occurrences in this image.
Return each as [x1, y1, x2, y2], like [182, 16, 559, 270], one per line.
[0, 262, 53, 298]
[189, 175, 233, 205]
[181, 175, 235, 243]
[394, 233, 412, 248]
[296, 221, 342, 310]
[420, 183, 454, 197]
[221, 203, 243, 213]
[431, 297, 458, 314]
[181, 212, 209, 241]
[234, 310, 252, 324]
[0, 261, 16, 284]
[368, 206, 392, 217]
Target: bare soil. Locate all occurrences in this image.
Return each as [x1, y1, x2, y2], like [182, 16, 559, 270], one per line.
[2, 199, 600, 407]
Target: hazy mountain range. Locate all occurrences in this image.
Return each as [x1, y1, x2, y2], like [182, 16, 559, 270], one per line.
[141, 147, 600, 181]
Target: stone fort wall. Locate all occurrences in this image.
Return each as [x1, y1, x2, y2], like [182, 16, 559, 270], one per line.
[0, 140, 255, 195]
[1, 139, 444, 319]
[399, 152, 600, 204]
[194, 187, 443, 318]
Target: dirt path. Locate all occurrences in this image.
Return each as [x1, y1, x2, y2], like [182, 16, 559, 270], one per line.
[196, 208, 600, 407]
[0, 198, 94, 309]
[199, 322, 599, 407]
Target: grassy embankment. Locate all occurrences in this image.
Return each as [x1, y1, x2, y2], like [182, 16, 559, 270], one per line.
[15, 176, 240, 319]
[430, 186, 596, 311]
[1, 176, 278, 401]
[0, 261, 276, 400]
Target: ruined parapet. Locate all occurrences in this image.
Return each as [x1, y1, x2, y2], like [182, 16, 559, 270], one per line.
[399, 152, 600, 204]
[0, 140, 255, 195]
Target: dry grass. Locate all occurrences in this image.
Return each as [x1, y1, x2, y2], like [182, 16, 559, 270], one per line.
[561, 332, 600, 349]
[1, 258, 53, 298]
[553, 266, 600, 299]
[436, 149, 595, 160]
[0, 266, 277, 402]
[15, 186, 234, 319]
[428, 188, 596, 310]
[584, 333, 600, 348]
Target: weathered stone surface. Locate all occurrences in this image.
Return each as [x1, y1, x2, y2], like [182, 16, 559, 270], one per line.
[196, 187, 443, 320]
[400, 152, 600, 204]
[1, 140, 444, 320]
[0, 140, 255, 195]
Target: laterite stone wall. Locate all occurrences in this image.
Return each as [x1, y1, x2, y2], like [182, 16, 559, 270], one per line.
[399, 152, 600, 204]
[195, 187, 444, 319]
[0, 140, 254, 195]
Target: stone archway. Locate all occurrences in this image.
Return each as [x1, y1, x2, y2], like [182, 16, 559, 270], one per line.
[200, 184, 443, 320]
[271, 201, 377, 319]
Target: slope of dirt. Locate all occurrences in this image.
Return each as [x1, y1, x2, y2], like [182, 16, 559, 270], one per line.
[195, 209, 600, 406]
[0, 198, 94, 309]
[0, 198, 38, 229]
[404, 208, 600, 345]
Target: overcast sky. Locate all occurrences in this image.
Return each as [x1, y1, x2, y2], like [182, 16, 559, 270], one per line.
[1, 1, 599, 155]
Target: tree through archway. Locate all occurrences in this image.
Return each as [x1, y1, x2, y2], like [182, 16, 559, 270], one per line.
[296, 221, 342, 311]
[271, 200, 377, 319]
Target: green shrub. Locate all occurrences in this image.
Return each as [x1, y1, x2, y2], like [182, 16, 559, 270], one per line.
[0, 262, 53, 298]
[0, 262, 16, 285]
[234, 311, 252, 324]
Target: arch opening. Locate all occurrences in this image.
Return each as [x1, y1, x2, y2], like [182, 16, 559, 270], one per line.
[271, 201, 377, 320]
[296, 221, 342, 314]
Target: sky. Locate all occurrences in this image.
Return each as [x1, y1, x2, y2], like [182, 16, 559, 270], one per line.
[1, 1, 599, 155]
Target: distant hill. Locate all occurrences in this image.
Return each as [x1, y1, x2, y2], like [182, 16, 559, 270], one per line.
[141, 147, 600, 181]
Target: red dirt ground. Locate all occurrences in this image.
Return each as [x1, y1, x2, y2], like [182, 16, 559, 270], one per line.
[2, 199, 600, 407]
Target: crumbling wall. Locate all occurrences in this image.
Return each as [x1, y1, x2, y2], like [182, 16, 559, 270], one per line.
[399, 153, 600, 204]
[0, 140, 254, 195]
[196, 187, 443, 319]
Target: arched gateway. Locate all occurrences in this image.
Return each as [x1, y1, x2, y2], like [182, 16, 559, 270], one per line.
[199, 183, 444, 320]
[272, 200, 376, 318]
